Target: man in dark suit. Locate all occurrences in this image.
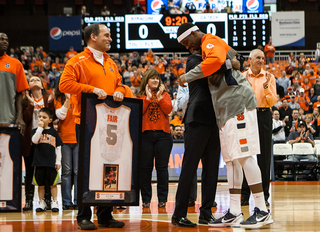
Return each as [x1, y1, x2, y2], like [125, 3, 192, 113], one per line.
[171, 51, 221, 227]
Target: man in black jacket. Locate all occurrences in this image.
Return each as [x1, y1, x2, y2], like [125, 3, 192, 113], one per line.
[172, 51, 221, 227]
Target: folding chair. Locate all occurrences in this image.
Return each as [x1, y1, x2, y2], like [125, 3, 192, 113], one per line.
[273, 143, 294, 180]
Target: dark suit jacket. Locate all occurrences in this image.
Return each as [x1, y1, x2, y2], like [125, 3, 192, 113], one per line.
[183, 54, 216, 125]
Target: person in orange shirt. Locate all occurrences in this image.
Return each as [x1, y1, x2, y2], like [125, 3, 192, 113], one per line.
[306, 70, 317, 86]
[145, 48, 154, 64]
[171, 54, 181, 71]
[136, 69, 173, 209]
[301, 77, 312, 96]
[130, 70, 142, 92]
[243, 49, 277, 207]
[170, 108, 184, 125]
[264, 39, 275, 65]
[54, 78, 78, 211]
[59, 23, 125, 230]
[297, 88, 310, 112]
[66, 46, 77, 59]
[155, 56, 167, 80]
[51, 57, 63, 69]
[313, 95, 320, 110]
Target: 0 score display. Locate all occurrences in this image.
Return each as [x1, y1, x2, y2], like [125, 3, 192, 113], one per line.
[83, 13, 269, 53]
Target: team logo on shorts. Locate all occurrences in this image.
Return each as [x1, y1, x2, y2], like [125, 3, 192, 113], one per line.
[5, 63, 10, 68]
[206, 43, 214, 49]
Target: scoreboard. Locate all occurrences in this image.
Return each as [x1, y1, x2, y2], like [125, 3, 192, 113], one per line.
[83, 13, 269, 53]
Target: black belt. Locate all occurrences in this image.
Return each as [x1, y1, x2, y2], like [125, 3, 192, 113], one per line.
[257, 108, 270, 112]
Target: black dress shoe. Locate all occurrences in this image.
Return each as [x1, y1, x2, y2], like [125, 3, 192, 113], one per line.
[77, 219, 96, 230]
[23, 200, 33, 211]
[198, 214, 215, 224]
[98, 218, 125, 228]
[241, 199, 249, 206]
[212, 201, 217, 207]
[171, 214, 197, 227]
[188, 201, 195, 207]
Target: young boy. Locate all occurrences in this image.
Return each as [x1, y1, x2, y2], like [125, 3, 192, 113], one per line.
[31, 108, 63, 212]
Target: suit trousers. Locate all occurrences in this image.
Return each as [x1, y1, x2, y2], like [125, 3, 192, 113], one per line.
[174, 122, 220, 217]
[241, 110, 272, 201]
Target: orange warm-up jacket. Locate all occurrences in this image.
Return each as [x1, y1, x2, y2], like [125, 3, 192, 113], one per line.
[59, 47, 126, 124]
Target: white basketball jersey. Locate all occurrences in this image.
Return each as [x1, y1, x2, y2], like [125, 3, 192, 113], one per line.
[0, 134, 13, 200]
[89, 104, 133, 191]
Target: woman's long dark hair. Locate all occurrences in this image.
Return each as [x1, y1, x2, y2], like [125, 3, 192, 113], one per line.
[54, 77, 66, 104]
[136, 69, 164, 97]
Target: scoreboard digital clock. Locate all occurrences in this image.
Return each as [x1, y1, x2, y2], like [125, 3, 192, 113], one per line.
[83, 13, 269, 53]
[125, 13, 228, 51]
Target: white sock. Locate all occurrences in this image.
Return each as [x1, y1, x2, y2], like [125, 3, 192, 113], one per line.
[252, 192, 267, 212]
[229, 194, 241, 215]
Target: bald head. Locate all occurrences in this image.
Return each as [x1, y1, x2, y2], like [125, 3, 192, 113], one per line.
[0, 33, 9, 56]
[249, 49, 264, 59]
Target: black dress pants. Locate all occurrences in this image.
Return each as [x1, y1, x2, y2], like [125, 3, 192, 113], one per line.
[174, 122, 220, 217]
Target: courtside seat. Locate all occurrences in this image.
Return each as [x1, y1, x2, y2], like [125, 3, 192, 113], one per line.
[273, 143, 295, 180]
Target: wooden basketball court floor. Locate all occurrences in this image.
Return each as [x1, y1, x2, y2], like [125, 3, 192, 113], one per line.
[1, 181, 320, 232]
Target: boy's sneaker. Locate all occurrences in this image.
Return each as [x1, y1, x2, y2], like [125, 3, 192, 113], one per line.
[36, 200, 47, 212]
[209, 209, 244, 227]
[240, 207, 273, 229]
[52, 200, 59, 212]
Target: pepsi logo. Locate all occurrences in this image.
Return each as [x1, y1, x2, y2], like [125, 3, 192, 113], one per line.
[246, 0, 259, 12]
[50, 27, 62, 40]
[151, 0, 164, 12]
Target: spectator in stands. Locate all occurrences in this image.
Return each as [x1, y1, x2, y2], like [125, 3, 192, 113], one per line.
[305, 114, 317, 138]
[297, 89, 310, 113]
[313, 77, 320, 95]
[131, 1, 145, 14]
[279, 99, 292, 120]
[172, 92, 178, 112]
[130, 70, 142, 92]
[292, 71, 302, 86]
[155, 56, 167, 81]
[312, 95, 320, 110]
[287, 121, 315, 161]
[136, 69, 173, 209]
[101, 5, 110, 16]
[315, 45, 320, 62]
[313, 107, 320, 121]
[288, 52, 296, 67]
[301, 77, 312, 96]
[298, 52, 306, 67]
[297, 63, 305, 75]
[308, 87, 317, 110]
[172, 124, 184, 141]
[285, 62, 294, 75]
[164, 80, 173, 95]
[145, 48, 154, 64]
[203, 2, 213, 13]
[163, 64, 175, 85]
[31, 64, 40, 76]
[66, 46, 77, 59]
[264, 39, 275, 65]
[303, 64, 312, 76]
[298, 108, 305, 120]
[273, 95, 282, 109]
[51, 57, 62, 70]
[277, 71, 290, 94]
[272, 109, 287, 143]
[22, 76, 55, 211]
[54, 79, 78, 210]
[160, 4, 168, 15]
[289, 95, 300, 110]
[170, 108, 183, 125]
[284, 108, 299, 137]
[81, 5, 89, 16]
[48, 67, 60, 88]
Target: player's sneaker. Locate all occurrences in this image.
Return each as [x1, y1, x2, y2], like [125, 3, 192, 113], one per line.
[52, 200, 59, 212]
[240, 207, 273, 229]
[209, 209, 244, 227]
[36, 200, 47, 212]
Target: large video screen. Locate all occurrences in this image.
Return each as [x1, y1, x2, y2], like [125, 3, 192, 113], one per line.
[83, 13, 269, 53]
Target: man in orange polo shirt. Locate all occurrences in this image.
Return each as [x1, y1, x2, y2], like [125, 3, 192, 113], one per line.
[242, 49, 277, 207]
[59, 23, 125, 230]
[0, 32, 29, 134]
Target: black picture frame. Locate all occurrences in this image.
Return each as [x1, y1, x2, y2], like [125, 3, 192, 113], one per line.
[0, 127, 22, 212]
[78, 93, 142, 206]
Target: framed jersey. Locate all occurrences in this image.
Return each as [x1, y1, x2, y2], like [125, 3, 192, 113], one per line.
[78, 93, 142, 206]
[0, 127, 22, 212]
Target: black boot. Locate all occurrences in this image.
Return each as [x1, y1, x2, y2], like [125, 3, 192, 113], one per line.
[23, 199, 33, 211]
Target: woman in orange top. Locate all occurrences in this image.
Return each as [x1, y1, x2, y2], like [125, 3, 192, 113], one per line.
[130, 70, 142, 92]
[301, 77, 312, 96]
[54, 78, 78, 210]
[136, 69, 173, 209]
